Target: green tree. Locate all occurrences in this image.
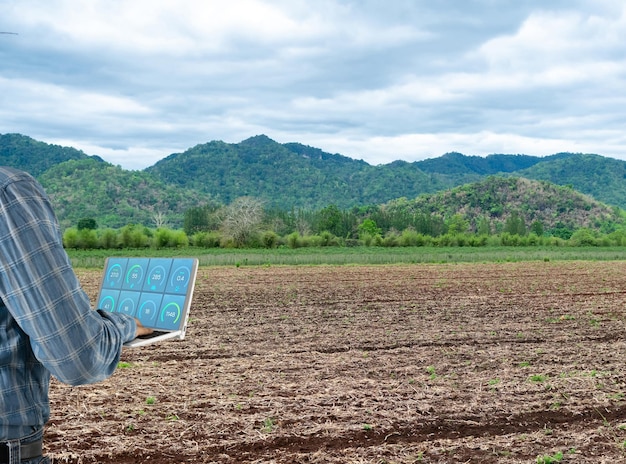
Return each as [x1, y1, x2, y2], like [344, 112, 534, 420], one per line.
[357, 218, 382, 237]
[504, 211, 526, 236]
[530, 220, 544, 237]
[316, 204, 343, 235]
[261, 230, 280, 248]
[98, 229, 118, 249]
[477, 216, 491, 235]
[550, 222, 573, 240]
[153, 228, 174, 249]
[191, 231, 221, 248]
[77, 228, 98, 249]
[569, 228, 597, 246]
[184, 205, 212, 235]
[63, 228, 79, 248]
[119, 224, 150, 248]
[77, 217, 97, 230]
[446, 214, 469, 235]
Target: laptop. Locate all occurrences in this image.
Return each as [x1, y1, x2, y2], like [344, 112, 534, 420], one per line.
[96, 257, 199, 347]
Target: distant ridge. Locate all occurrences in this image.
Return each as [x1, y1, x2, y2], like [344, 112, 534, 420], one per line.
[415, 151, 572, 175]
[0, 133, 103, 176]
[2, 133, 626, 229]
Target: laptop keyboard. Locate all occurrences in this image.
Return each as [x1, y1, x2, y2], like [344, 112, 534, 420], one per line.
[137, 330, 168, 340]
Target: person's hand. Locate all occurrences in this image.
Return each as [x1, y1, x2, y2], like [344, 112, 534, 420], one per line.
[134, 319, 154, 337]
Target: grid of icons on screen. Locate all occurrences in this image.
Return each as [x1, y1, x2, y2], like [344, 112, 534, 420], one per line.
[98, 258, 195, 331]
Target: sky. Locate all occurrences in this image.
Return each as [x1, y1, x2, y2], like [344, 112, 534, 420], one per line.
[1, 0, 626, 170]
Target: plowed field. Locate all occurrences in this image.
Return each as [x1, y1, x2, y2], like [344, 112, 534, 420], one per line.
[45, 261, 626, 463]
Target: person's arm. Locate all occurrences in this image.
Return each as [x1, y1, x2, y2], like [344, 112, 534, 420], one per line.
[0, 171, 137, 386]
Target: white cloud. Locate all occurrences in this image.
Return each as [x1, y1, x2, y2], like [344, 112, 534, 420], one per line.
[10, 0, 312, 53]
[476, 7, 626, 76]
[3, 0, 626, 170]
[0, 76, 151, 129]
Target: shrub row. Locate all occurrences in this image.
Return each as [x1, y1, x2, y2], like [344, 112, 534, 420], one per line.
[62, 225, 626, 250]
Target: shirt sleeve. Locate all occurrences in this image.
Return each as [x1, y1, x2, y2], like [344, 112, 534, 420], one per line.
[0, 172, 137, 386]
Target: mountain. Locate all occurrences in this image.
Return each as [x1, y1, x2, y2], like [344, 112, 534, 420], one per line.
[511, 153, 626, 209]
[384, 176, 620, 233]
[146, 135, 375, 208]
[0, 133, 103, 175]
[417, 151, 534, 175]
[414, 151, 572, 175]
[146, 135, 450, 209]
[147, 136, 626, 211]
[2, 133, 626, 231]
[0, 133, 216, 229]
[38, 158, 216, 229]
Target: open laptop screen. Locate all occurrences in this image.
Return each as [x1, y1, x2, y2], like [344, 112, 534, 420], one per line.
[96, 257, 198, 346]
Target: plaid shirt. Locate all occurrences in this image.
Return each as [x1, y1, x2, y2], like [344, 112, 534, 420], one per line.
[0, 167, 136, 440]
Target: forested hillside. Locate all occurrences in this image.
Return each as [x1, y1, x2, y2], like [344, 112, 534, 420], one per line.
[382, 176, 621, 236]
[0, 133, 100, 175]
[512, 153, 626, 209]
[145, 135, 445, 208]
[414, 151, 571, 175]
[38, 158, 216, 229]
[2, 132, 626, 233]
[147, 135, 626, 211]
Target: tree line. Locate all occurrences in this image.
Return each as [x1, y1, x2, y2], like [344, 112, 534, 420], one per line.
[62, 196, 626, 250]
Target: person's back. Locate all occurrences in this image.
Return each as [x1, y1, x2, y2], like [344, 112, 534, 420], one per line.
[0, 167, 148, 463]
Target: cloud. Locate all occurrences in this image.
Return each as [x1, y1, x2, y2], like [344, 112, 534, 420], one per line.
[2, 0, 626, 170]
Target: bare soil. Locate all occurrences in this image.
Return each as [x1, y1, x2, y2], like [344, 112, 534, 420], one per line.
[45, 261, 626, 463]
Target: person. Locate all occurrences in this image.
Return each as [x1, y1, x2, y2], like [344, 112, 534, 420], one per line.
[0, 167, 152, 463]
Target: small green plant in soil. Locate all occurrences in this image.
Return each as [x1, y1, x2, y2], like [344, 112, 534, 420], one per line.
[536, 450, 563, 463]
[262, 417, 275, 433]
